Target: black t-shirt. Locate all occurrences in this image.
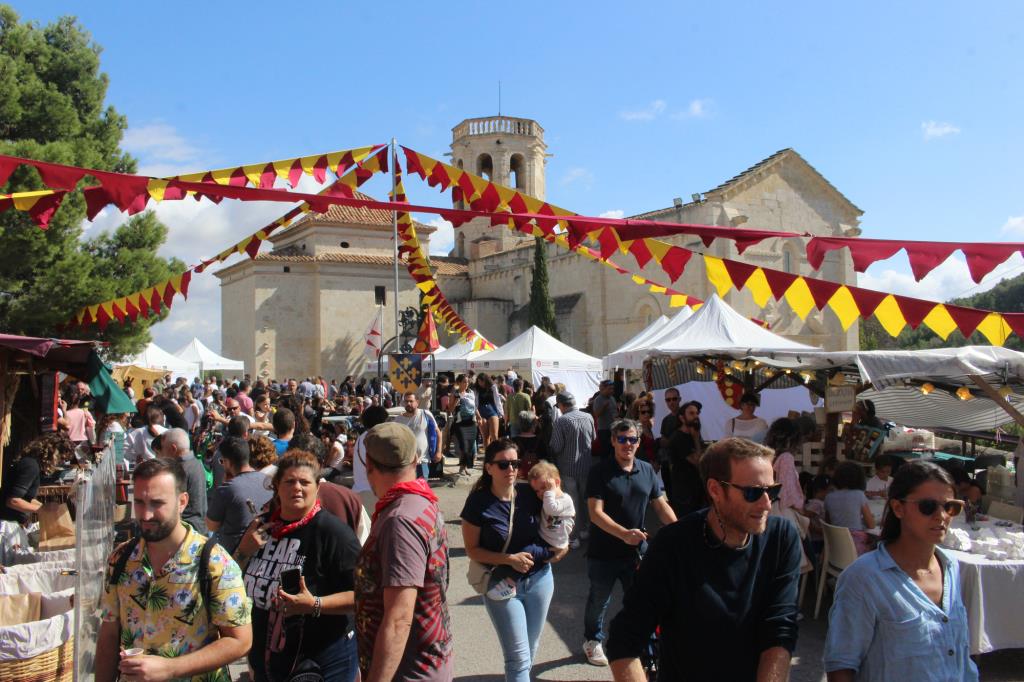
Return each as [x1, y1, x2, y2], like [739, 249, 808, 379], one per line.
[667, 433, 707, 516]
[460, 482, 551, 573]
[162, 403, 188, 430]
[607, 511, 802, 680]
[244, 510, 361, 673]
[585, 457, 663, 560]
[0, 457, 40, 523]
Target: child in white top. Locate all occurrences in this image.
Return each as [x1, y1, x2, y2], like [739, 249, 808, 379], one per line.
[486, 461, 576, 601]
[865, 459, 892, 499]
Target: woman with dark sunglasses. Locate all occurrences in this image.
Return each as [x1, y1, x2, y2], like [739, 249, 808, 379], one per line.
[824, 461, 977, 681]
[630, 399, 658, 465]
[461, 440, 567, 681]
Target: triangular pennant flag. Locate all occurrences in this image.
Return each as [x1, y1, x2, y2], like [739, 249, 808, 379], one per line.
[722, 259, 758, 291]
[944, 305, 990, 339]
[847, 287, 888, 318]
[894, 295, 934, 330]
[411, 312, 441, 354]
[803, 277, 842, 310]
[659, 246, 692, 282]
[762, 269, 798, 300]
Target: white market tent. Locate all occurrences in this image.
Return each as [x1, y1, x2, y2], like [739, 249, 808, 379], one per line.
[646, 294, 819, 358]
[603, 314, 672, 371]
[433, 337, 489, 372]
[173, 337, 245, 373]
[124, 342, 200, 380]
[469, 325, 602, 400]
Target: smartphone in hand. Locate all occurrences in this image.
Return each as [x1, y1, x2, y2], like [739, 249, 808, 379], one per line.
[280, 567, 302, 595]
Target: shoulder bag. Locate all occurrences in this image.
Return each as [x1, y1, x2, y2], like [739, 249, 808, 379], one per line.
[466, 491, 516, 594]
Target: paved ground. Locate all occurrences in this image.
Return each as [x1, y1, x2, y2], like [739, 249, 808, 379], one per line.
[235, 454, 1024, 680]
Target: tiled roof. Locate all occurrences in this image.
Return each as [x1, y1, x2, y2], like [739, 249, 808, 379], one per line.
[293, 190, 434, 232]
[253, 251, 468, 275]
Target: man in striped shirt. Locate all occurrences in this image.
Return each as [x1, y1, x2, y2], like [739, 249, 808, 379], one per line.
[549, 392, 596, 549]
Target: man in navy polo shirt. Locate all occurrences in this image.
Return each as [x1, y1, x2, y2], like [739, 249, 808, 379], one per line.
[582, 419, 677, 666]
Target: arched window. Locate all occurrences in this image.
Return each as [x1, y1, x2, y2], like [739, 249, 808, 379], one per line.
[509, 153, 526, 190]
[476, 153, 493, 180]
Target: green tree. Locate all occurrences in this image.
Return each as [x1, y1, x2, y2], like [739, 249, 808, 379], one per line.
[528, 237, 559, 338]
[0, 5, 179, 358]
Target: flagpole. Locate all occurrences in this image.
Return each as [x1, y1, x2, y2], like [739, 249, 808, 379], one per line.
[391, 137, 400, 345]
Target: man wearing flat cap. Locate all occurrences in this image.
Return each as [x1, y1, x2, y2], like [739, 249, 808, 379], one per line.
[354, 422, 453, 681]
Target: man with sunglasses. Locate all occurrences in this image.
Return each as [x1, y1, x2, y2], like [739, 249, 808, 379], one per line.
[582, 419, 676, 666]
[607, 437, 802, 681]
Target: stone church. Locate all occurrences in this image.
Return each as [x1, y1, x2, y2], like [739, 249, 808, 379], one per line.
[217, 115, 862, 380]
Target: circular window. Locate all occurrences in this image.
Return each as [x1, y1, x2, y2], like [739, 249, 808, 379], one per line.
[340, 241, 350, 248]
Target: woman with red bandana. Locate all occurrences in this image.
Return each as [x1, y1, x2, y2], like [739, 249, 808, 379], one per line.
[238, 450, 361, 681]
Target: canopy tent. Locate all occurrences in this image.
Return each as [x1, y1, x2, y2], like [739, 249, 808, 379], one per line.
[111, 364, 166, 387]
[603, 314, 672, 371]
[646, 294, 819, 359]
[433, 337, 490, 372]
[124, 342, 199, 380]
[469, 326, 602, 400]
[173, 337, 244, 373]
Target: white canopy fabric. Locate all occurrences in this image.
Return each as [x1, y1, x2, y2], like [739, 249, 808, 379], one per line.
[433, 339, 488, 372]
[173, 337, 244, 373]
[647, 294, 819, 358]
[469, 326, 602, 400]
[603, 314, 673, 371]
[123, 342, 199, 380]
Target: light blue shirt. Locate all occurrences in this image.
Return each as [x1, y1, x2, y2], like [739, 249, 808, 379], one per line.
[824, 542, 978, 681]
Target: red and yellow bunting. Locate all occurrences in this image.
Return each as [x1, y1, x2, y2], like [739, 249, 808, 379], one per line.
[68, 148, 388, 329]
[0, 189, 67, 229]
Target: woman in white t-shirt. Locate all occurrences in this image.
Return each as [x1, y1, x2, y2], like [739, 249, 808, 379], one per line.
[352, 405, 390, 495]
[724, 392, 770, 443]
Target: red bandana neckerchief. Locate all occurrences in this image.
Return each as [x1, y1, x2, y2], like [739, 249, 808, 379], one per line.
[373, 478, 438, 522]
[269, 499, 322, 540]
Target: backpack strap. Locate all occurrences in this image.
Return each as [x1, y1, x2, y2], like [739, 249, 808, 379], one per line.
[109, 535, 142, 587]
[197, 539, 219, 623]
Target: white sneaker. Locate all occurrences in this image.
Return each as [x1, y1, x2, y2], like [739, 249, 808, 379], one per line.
[485, 578, 516, 601]
[569, 538, 581, 550]
[583, 640, 608, 666]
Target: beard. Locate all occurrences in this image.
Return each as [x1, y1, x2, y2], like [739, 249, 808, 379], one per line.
[139, 516, 179, 542]
[718, 501, 769, 538]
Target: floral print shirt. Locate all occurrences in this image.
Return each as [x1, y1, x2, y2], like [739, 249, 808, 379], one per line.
[100, 523, 252, 682]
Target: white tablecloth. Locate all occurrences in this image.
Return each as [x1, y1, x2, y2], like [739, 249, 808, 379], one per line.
[949, 547, 1024, 654]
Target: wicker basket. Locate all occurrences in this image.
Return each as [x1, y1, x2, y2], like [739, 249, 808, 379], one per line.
[0, 637, 73, 682]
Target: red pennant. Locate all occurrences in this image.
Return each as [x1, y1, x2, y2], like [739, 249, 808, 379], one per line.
[312, 156, 328, 184]
[110, 300, 126, 323]
[962, 245, 1020, 284]
[847, 287, 888, 317]
[596, 229, 619, 260]
[628, 239, 653, 269]
[137, 294, 149, 319]
[457, 172, 476, 202]
[894, 296, 933, 329]
[0, 157, 18, 187]
[402, 148, 425, 178]
[124, 297, 139, 321]
[162, 281, 175, 307]
[803, 278, 842, 310]
[762, 269, 798, 299]
[906, 243, 958, 282]
[476, 183, 502, 212]
[427, 162, 452, 190]
[847, 241, 904, 273]
[1003, 313, 1024, 341]
[258, 163, 276, 189]
[95, 305, 110, 330]
[945, 305, 990, 339]
[35, 162, 86, 190]
[660, 246, 692, 282]
[722, 260, 758, 290]
[245, 236, 263, 259]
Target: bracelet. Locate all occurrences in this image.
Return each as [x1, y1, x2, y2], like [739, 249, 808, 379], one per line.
[312, 596, 322, 618]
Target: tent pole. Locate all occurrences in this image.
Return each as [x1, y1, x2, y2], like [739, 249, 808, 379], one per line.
[968, 374, 1024, 429]
[391, 137, 400, 345]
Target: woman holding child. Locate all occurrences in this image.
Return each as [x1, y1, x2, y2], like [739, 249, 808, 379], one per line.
[461, 439, 570, 682]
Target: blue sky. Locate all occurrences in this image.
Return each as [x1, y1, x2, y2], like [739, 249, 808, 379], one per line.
[22, 1, 1024, 353]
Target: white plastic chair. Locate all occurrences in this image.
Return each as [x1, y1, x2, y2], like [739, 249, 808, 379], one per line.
[988, 500, 1024, 524]
[814, 521, 859, 619]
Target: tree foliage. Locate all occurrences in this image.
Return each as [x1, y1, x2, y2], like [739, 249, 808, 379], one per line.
[859, 272, 1024, 351]
[0, 5, 180, 358]
[528, 237, 559, 339]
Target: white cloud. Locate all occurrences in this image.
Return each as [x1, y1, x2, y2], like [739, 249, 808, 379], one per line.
[122, 122, 205, 175]
[1001, 215, 1024, 236]
[619, 99, 667, 122]
[560, 167, 594, 188]
[599, 209, 625, 219]
[858, 252, 1024, 303]
[671, 98, 714, 120]
[921, 120, 961, 141]
[423, 216, 454, 256]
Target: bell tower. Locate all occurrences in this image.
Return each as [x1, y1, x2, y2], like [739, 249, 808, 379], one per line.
[449, 116, 547, 258]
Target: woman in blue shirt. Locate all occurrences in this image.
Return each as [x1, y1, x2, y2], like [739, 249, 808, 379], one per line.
[461, 439, 566, 682]
[824, 460, 978, 681]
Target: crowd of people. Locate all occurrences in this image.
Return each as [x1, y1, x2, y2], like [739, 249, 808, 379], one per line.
[0, 368, 993, 681]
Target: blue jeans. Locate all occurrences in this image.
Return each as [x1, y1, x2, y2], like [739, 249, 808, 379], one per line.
[250, 629, 357, 682]
[417, 462, 430, 479]
[584, 556, 639, 643]
[483, 563, 554, 682]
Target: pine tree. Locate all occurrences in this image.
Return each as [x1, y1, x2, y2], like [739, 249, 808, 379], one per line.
[0, 6, 181, 358]
[528, 237, 559, 338]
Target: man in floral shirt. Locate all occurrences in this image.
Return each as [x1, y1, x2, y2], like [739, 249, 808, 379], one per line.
[96, 458, 252, 682]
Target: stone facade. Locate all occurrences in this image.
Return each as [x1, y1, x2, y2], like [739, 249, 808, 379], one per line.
[217, 117, 862, 379]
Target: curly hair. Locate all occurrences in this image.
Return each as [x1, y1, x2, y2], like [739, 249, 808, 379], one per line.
[248, 436, 277, 470]
[19, 432, 74, 476]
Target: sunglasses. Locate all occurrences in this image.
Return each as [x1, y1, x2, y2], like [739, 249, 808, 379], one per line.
[899, 498, 964, 517]
[490, 459, 520, 470]
[665, 397, 680, 402]
[615, 436, 640, 445]
[718, 481, 783, 503]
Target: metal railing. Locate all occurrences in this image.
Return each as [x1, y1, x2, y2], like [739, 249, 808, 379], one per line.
[453, 116, 544, 140]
